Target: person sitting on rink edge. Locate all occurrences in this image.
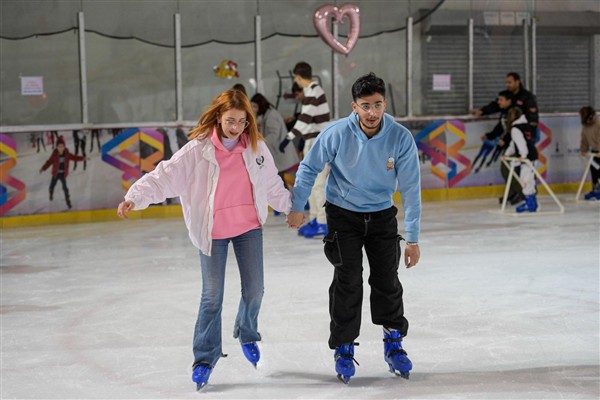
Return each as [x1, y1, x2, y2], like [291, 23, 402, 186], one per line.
[286, 72, 421, 384]
[473, 89, 513, 175]
[472, 73, 539, 205]
[117, 89, 291, 391]
[472, 71, 539, 132]
[502, 107, 539, 213]
[579, 106, 600, 200]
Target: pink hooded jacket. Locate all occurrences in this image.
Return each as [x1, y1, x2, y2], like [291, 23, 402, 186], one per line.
[124, 130, 291, 255]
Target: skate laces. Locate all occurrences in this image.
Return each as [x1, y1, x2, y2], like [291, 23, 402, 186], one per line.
[384, 333, 408, 357]
[335, 342, 360, 366]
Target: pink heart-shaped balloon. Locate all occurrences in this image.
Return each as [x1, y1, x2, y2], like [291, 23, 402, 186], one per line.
[313, 3, 361, 56]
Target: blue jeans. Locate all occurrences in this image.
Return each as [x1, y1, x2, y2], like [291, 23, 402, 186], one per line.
[192, 228, 264, 368]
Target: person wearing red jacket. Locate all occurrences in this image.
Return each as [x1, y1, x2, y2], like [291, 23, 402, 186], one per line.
[39, 135, 85, 209]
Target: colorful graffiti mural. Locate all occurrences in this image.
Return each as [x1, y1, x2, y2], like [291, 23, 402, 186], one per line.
[415, 120, 553, 187]
[0, 134, 27, 216]
[415, 120, 471, 187]
[101, 128, 164, 191]
[536, 122, 552, 178]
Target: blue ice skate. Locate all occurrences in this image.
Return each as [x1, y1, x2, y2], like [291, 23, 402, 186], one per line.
[303, 222, 327, 238]
[383, 328, 412, 379]
[515, 195, 538, 213]
[334, 343, 359, 384]
[584, 183, 600, 200]
[241, 342, 260, 367]
[298, 218, 317, 236]
[584, 189, 600, 200]
[192, 363, 213, 391]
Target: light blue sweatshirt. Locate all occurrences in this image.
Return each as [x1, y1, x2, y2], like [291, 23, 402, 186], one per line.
[291, 112, 421, 242]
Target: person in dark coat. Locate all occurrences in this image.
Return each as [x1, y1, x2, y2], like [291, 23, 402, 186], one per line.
[472, 72, 539, 131]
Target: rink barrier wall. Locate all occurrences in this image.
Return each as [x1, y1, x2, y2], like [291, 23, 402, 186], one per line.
[1, 182, 588, 229]
[0, 204, 183, 229]
[0, 114, 592, 225]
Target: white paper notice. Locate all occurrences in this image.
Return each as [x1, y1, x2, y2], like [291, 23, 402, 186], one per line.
[21, 76, 44, 95]
[433, 74, 451, 91]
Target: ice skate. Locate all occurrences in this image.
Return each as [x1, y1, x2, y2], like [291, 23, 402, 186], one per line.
[241, 342, 260, 367]
[298, 218, 316, 236]
[584, 183, 600, 200]
[515, 194, 538, 213]
[192, 363, 213, 391]
[303, 222, 327, 238]
[334, 343, 358, 384]
[383, 327, 412, 379]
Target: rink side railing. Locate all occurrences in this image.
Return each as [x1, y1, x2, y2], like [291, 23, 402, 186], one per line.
[0, 112, 593, 228]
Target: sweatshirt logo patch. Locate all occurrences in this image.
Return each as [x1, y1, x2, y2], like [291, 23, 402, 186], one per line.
[256, 156, 264, 166]
[387, 157, 394, 170]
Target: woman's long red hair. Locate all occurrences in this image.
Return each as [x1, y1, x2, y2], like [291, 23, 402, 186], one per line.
[188, 88, 261, 152]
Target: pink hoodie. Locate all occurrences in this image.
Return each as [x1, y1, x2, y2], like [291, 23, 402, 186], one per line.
[211, 130, 260, 239]
[124, 127, 292, 256]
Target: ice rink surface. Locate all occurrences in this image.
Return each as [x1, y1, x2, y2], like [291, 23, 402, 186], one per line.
[1, 197, 599, 399]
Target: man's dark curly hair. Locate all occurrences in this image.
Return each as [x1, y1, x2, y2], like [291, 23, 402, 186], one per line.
[351, 72, 386, 101]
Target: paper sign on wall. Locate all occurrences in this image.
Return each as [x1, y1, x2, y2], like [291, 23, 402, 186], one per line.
[433, 74, 451, 91]
[20, 76, 44, 95]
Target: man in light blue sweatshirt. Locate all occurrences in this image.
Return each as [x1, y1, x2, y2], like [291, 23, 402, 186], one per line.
[287, 72, 422, 384]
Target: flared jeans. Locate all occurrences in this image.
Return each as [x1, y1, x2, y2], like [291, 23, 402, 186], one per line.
[192, 228, 264, 368]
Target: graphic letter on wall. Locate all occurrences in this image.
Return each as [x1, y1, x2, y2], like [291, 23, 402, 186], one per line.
[415, 120, 471, 187]
[0, 134, 27, 216]
[101, 128, 164, 191]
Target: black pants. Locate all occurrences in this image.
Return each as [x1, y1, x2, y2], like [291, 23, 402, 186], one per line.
[501, 162, 522, 199]
[590, 156, 600, 186]
[323, 202, 407, 349]
[49, 173, 69, 200]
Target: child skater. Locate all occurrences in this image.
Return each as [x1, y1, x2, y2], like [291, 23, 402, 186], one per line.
[117, 89, 292, 391]
[39, 135, 85, 209]
[503, 107, 539, 213]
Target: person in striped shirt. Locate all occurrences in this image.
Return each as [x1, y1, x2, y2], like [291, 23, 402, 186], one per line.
[283, 61, 331, 238]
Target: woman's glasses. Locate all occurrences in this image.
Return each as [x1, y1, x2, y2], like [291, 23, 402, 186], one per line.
[223, 119, 250, 130]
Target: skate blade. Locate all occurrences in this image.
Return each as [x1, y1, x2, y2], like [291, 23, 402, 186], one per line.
[387, 363, 410, 379]
[196, 382, 208, 391]
[394, 370, 410, 379]
[337, 374, 350, 384]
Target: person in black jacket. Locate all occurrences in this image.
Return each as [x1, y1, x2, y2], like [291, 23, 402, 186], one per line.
[472, 73, 539, 204]
[472, 72, 539, 132]
[473, 90, 513, 173]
